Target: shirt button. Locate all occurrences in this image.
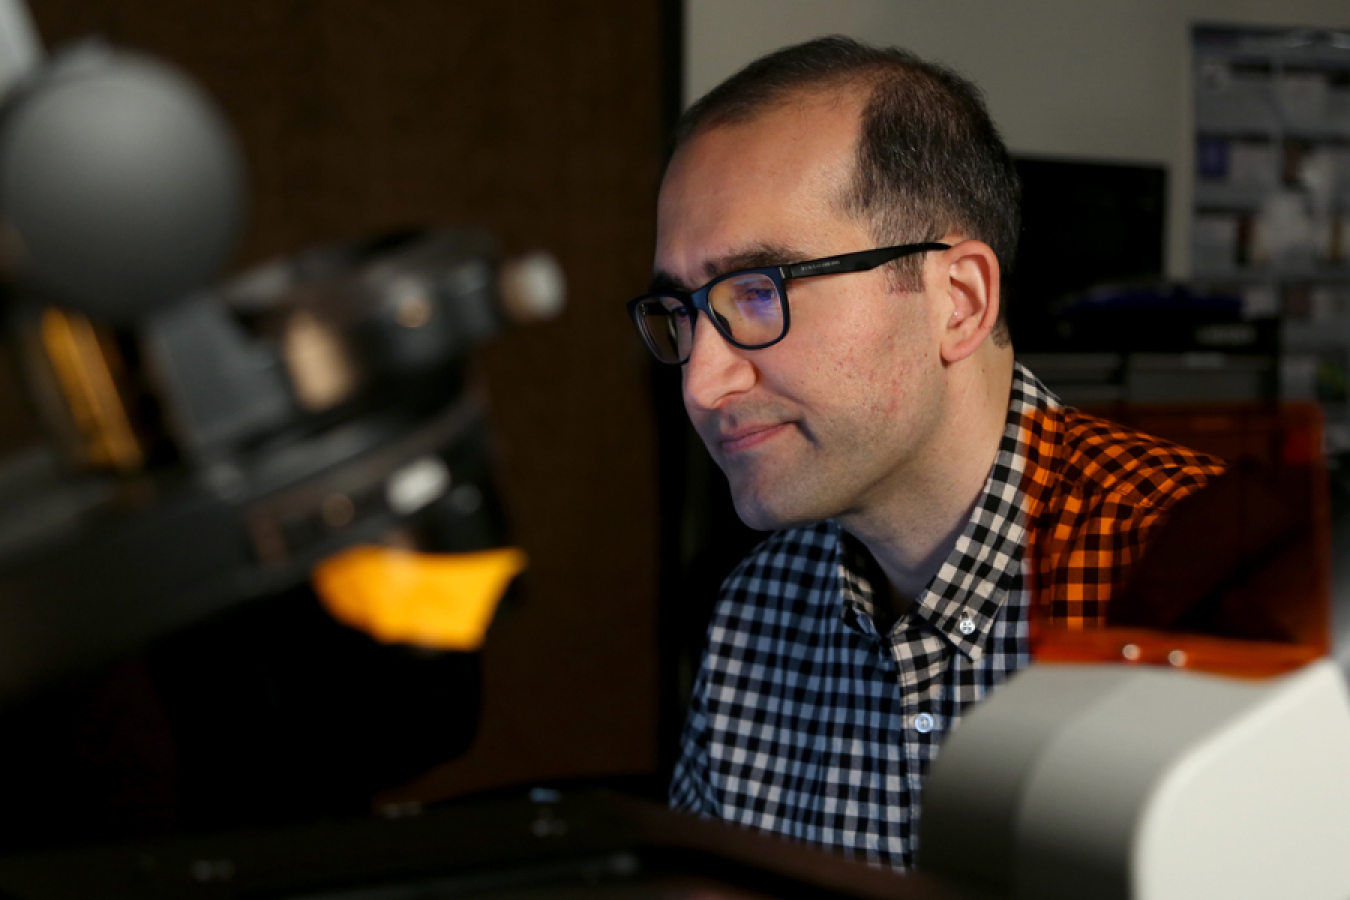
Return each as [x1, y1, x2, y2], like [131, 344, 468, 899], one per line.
[958, 616, 976, 635]
[914, 713, 935, 734]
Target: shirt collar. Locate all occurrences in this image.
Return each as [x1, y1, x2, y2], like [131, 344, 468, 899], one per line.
[836, 362, 1061, 659]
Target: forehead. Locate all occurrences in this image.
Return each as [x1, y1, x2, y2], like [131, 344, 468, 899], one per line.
[655, 91, 867, 286]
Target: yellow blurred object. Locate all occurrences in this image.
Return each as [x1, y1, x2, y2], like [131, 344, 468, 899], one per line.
[38, 307, 144, 472]
[313, 545, 526, 650]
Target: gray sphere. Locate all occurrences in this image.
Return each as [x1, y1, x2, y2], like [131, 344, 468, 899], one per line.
[0, 43, 245, 322]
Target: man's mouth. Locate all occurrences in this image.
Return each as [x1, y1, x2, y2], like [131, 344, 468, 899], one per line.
[719, 422, 791, 454]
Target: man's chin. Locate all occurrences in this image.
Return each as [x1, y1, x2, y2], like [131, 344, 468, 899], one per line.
[729, 489, 824, 533]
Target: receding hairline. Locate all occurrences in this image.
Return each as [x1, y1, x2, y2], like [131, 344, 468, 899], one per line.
[669, 80, 875, 228]
[675, 72, 876, 148]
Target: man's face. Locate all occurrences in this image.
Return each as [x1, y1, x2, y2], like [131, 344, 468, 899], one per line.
[655, 92, 951, 531]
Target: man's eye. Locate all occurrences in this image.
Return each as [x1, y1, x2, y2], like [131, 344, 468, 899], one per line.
[733, 287, 777, 312]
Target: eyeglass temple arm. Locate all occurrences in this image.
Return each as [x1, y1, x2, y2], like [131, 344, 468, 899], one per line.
[782, 242, 950, 279]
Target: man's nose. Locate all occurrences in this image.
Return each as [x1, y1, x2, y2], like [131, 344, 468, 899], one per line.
[682, 314, 756, 411]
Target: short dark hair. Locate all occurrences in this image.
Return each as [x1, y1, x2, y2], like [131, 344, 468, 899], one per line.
[673, 36, 1020, 345]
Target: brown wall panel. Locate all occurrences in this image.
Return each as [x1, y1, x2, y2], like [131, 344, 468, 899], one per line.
[28, 0, 666, 802]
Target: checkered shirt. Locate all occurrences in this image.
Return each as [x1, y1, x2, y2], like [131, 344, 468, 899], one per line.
[670, 362, 1224, 870]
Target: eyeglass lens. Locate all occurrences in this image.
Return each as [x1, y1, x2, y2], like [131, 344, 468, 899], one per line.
[637, 272, 784, 363]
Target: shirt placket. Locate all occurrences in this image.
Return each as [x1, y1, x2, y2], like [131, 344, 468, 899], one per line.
[886, 617, 952, 854]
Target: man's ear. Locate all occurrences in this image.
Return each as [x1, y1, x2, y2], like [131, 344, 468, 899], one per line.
[936, 239, 1000, 364]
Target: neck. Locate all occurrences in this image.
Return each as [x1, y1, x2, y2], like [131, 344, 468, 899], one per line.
[839, 348, 1015, 618]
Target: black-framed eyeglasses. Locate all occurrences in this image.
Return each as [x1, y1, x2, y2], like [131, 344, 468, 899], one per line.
[626, 242, 950, 365]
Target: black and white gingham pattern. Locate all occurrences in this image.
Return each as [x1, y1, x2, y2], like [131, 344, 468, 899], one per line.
[671, 363, 1059, 870]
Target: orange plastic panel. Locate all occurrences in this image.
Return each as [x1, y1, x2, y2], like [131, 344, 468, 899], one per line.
[1037, 401, 1332, 677]
[313, 545, 526, 650]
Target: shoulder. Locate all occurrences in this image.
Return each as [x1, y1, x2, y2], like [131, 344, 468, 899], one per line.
[706, 521, 842, 634]
[1028, 410, 1226, 628]
[1058, 408, 1226, 509]
[723, 521, 839, 587]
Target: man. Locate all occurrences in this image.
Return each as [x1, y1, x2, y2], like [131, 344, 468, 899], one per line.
[626, 37, 1222, 870]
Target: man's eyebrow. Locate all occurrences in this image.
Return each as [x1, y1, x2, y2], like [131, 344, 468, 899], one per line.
[705, 245, 804, 280]
[649, 244, 807, 294]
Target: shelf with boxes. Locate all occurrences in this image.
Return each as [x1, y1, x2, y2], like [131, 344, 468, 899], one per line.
[1193, 28, 1350, 284]
[1193, 26, 1350, 449]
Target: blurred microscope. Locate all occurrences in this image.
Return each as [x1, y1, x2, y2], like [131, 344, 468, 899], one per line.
[0, 0, 564, 843]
